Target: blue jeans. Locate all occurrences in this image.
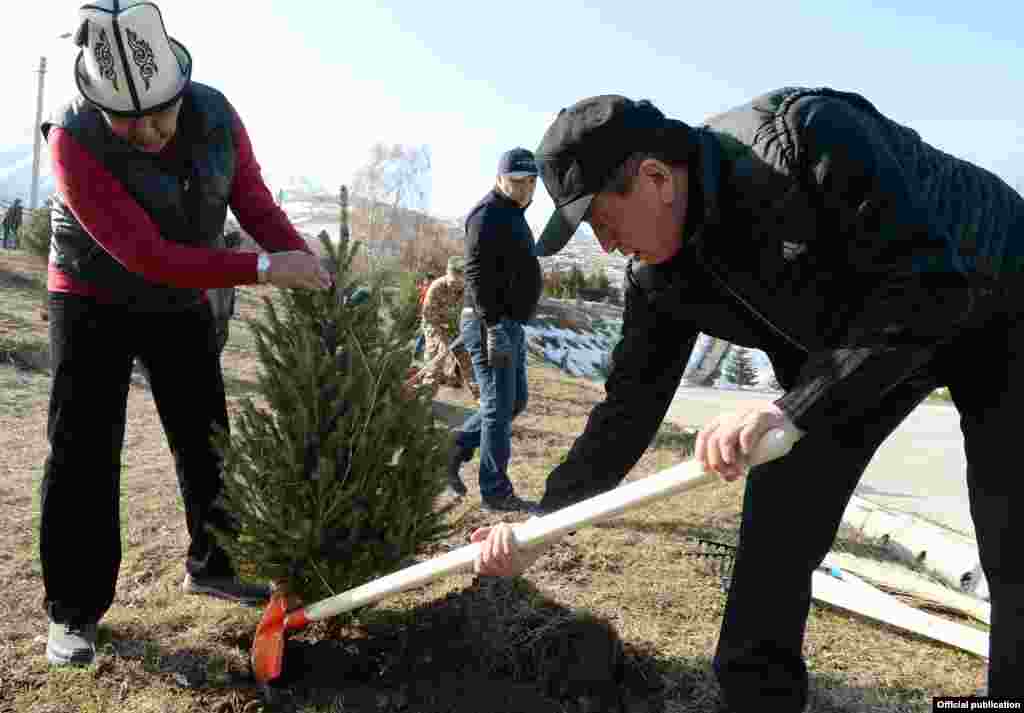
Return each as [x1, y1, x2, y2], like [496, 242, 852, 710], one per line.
[454, 315, 528, 499]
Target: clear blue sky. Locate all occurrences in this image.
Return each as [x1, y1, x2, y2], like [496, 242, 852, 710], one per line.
[4, 1, 1023, 228]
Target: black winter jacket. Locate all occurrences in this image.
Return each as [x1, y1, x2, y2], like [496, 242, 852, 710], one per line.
[540, 86, 1024, 512]
[463, 189, 542, 326]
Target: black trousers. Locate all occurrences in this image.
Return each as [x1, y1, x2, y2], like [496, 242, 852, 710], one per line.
[40, 293, 235, 625]
[714, 302, 1024, 711]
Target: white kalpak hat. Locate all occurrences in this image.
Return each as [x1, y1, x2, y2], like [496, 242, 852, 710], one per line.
[74, 1, 191, 116]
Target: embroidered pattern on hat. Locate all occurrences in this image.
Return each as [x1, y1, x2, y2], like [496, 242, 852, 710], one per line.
[125, 28, 159, 90]
[94, 28, 119, 91]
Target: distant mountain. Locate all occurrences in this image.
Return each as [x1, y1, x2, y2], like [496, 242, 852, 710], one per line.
[2, 148, 340, 208]
[0, 143, 55, 205]
[539, 225, 629, 289]
[0, 148, 30, 168]
[2, 154, 331, 208]
[263, 174, 331, 201]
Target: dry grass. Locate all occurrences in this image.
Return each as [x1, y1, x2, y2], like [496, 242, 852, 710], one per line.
[0, 252, 49, 364]
[0, 250, 986, 712]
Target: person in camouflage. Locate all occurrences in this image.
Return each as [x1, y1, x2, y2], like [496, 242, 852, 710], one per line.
[413, 272, 436, 358]
[410, 256, 479, 398]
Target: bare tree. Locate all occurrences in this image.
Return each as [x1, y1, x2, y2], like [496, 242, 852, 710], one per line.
[389, 144, 431, 231]
[350, 143, 391, 261]
[349, 143, 432, 272]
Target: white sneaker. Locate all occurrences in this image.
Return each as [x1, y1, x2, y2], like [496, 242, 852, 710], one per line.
[46, 620, 97, 666]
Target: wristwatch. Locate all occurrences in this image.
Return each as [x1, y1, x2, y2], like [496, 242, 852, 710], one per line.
[257, 253, 271, 283]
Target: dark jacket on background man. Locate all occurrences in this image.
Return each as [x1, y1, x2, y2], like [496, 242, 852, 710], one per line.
[463, 189, 543, 325]
[541, 86, 1024, 511]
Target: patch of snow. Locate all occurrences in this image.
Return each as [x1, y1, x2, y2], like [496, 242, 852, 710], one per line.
[523, 318, 620, 380]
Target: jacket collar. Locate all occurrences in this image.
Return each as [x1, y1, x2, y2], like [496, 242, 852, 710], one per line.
[687, 127, 723, 255]
[490, 188, 531, 212]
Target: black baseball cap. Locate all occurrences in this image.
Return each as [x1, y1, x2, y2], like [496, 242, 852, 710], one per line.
[497, 147, 538, 178]
[534, 95, 693, 257]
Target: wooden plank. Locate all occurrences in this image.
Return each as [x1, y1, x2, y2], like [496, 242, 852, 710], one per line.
[811, 567, 989, 659]
[825, 552, 991, 626]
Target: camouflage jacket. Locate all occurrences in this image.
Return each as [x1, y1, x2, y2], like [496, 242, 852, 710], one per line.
[421, 276, 463, 343]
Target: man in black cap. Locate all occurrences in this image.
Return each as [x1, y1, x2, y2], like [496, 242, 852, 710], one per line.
[448, 148, 543, 513]
[470, 90, 1024, 709]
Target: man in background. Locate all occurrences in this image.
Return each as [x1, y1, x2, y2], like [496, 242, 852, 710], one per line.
[448, 148, 543, 512]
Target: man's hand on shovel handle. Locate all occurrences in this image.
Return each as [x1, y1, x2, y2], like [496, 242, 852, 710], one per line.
[470, 522, 549, 577]
[695, 403, 793, 482]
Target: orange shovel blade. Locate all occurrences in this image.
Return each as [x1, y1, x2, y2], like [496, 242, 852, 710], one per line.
[252, 593, 308, 685]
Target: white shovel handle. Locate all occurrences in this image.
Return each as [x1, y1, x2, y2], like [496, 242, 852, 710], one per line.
[304, 425, 802, 623]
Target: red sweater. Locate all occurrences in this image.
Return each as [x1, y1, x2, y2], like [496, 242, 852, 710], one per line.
[47, 113, 308, 299]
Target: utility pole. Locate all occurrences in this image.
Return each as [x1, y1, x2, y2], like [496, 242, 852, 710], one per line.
[30, 56, 47, 210]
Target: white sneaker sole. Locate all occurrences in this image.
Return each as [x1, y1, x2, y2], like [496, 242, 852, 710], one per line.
[46, 643, 95, 666]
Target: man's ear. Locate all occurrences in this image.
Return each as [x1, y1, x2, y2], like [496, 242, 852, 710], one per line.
[638, 159, 679, 204]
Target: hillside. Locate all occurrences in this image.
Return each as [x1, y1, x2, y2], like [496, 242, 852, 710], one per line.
[0, 143, 55, 205]
[269, 194, 784, 388]
[525, 298, 623, 379]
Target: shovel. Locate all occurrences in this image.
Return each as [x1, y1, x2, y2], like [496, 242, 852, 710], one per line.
[251, 425, 802, 684]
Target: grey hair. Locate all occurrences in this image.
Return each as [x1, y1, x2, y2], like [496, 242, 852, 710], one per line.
[605, 152, 689, 195]
[604, 120, 695, 194]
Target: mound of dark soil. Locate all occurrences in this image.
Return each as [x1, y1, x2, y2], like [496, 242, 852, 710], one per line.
[264, 577, 665, 713]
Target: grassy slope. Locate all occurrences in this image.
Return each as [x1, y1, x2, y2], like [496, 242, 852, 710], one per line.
[0, 250, 985, 713]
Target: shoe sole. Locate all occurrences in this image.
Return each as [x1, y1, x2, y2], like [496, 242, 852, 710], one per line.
[46, 645, 95, 666]
[182, 582, 268, 607]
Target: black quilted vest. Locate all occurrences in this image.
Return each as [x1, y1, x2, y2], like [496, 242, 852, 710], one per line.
[42, 82, 237, 312]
